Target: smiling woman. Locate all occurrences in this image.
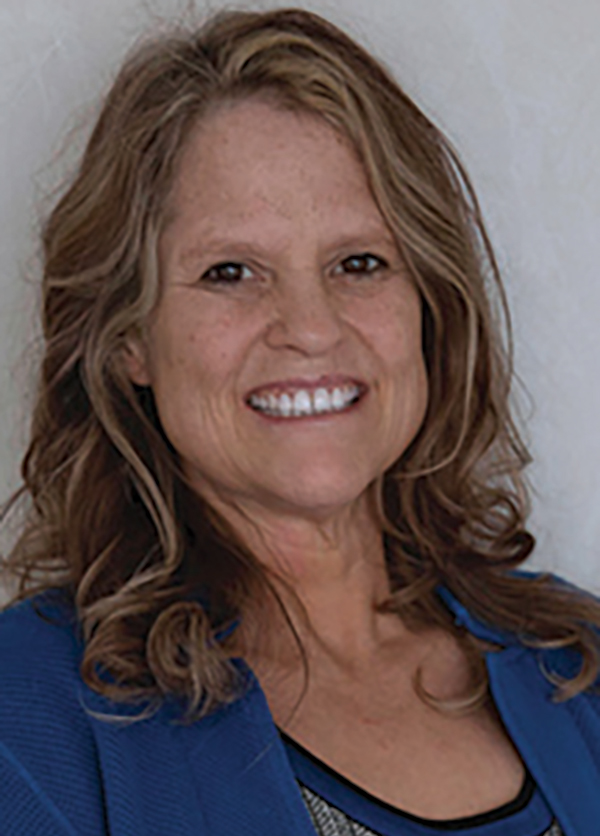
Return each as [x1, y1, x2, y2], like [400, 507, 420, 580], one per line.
[122, 100, 428, 523]
[0, 7, 598, 836]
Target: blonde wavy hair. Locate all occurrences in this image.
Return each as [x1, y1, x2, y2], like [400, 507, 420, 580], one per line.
[3, 7, 599, 717]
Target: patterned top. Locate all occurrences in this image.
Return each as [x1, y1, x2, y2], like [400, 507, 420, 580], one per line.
[300, 783, 563, 836]
[281, 733, 565, 836]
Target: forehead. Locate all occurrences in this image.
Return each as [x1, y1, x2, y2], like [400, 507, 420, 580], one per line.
[162, 98, 390, 239]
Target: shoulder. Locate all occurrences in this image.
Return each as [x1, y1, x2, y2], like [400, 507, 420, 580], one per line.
[0, 592, 107, 835]
[0, 590, 84, 699]
[440, 568, 600, 683]
[0, 590, 95, 744]
[484, 572, 600, 705]
[440, 568, 599, 638]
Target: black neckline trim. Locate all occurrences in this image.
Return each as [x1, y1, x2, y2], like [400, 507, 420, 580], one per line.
[280, 729, 535, 831]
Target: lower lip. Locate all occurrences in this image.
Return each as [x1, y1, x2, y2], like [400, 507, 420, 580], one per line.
[245, 390, 367, 423]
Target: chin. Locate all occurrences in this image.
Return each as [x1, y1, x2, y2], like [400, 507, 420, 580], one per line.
[265, 471, 373, 518]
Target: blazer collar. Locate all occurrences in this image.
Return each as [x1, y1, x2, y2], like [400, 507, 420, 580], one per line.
[436, 584, 600, 835]
[90, 585, 600, 836]
[435, 584, 523, 646]
[486, 646, 600, 836]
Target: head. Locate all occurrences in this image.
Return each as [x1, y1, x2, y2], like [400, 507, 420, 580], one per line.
[13, 8, 531, 711]
[119, 94, 430, 549]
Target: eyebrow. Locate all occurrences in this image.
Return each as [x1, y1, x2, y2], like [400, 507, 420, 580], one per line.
[175, 227, 399, 269]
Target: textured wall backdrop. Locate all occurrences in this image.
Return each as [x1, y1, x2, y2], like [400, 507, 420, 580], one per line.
[1, 0, 599, 590]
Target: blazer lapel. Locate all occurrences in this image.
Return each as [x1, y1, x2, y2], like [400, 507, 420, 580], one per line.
[438, 584, 600, 836]
[92, 584, 600, 835]
[486, 646, 600, 836]
[89, 669, 315, 836]
[186, 672, 317, 836]
[185, 646, 600, 836]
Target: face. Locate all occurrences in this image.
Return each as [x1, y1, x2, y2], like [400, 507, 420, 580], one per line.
[125, 99, 428, 524]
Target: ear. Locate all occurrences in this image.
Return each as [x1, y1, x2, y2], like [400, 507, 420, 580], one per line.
[121, 333, 153, 387]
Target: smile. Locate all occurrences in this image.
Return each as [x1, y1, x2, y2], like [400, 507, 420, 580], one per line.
[247, 384, 364, 418]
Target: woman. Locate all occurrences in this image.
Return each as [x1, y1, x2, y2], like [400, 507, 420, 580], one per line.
[0, 7, 598, 835]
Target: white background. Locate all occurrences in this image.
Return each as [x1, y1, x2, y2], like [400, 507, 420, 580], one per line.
[1, 0, 599, 592]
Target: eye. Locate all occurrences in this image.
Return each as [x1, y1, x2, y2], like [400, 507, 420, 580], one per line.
[336, 253, 388, 277]
[200, 262, 254, 285]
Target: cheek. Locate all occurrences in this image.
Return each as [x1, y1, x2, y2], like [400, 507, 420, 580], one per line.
[366, 298, 428, 418]
[146, 311, 262, 455]
[149, 307, 241, 387]
[363, 294, 424, 372]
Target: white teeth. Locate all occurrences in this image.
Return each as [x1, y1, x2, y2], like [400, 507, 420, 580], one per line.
[255, 395, 269, 411]
[331, 387, 345, 410]
[249, 384, 361, 418]
[293, 390, 312, 416]
[313, 388, 332, 413]
[279, 393, 293, 417]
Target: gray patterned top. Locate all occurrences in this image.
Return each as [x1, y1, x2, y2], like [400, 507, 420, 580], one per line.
[299, 783, 564, 836]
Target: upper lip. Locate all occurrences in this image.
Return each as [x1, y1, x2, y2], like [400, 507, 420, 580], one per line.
[245, 374, 367, 399]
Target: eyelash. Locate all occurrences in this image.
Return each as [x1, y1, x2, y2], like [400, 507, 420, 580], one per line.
[200, 263, 254, 285]
[334, 254, 388, 277]
[199, 253, 388, 285]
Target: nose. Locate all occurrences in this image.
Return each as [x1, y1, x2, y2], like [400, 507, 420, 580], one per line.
[264, 275, 345, 355]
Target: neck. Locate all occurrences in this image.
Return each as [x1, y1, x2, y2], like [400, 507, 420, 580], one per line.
[205, 494, 402, 668]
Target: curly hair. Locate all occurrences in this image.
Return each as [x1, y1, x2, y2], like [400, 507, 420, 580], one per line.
[2, 7, 599, 718]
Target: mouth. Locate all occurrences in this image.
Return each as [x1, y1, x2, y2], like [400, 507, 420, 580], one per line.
[245, 379, 368, 420]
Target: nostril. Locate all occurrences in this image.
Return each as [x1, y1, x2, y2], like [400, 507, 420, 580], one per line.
[264, 305, 344, 352]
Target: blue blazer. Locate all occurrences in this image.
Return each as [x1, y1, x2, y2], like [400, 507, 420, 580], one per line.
[0, 585, 599, 836]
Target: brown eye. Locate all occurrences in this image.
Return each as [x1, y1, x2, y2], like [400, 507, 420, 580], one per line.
[200, 262, 253, 284]
[338, 253, 388, 276]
